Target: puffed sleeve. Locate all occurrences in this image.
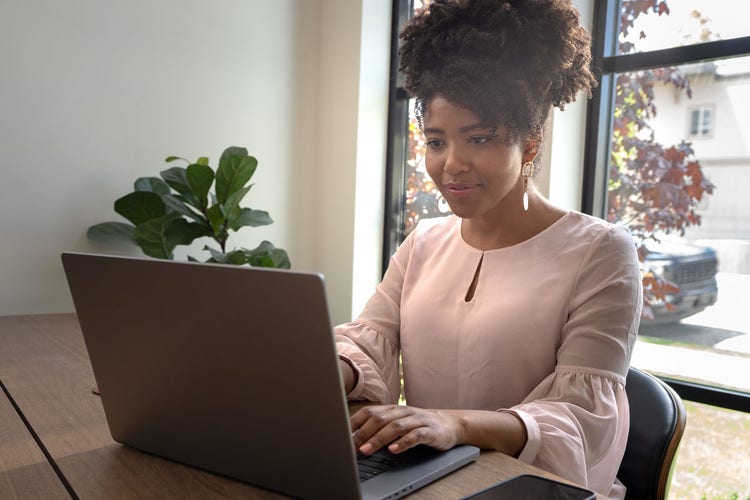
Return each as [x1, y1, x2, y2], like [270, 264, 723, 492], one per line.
[506, 225, 642, 495]
[334, 231, 414, 403]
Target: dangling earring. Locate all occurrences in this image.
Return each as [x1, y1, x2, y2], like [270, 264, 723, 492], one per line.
[522, 161, 533, 211]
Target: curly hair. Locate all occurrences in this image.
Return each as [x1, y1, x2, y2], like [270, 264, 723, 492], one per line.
[399, 0, 598, 142]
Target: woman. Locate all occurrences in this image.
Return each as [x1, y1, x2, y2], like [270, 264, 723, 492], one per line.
[335, 0, 642, 497]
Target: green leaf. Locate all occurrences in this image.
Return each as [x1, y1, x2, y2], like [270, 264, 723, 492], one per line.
[222, 185, 252, 219]
[160, 166, 200, 208]
[219, 146, 249, 162]
[164, 218, 212, 245]
[165, 156, 189, 163]
[186, 163, 214, 210]
[196, 156, 209, 166]
[114, 191, 166, 225]
[228, 208, 272, 231]
[134, 177, 171, 195]
[132, 214, 209, 259]
[203, 245, 228, 263]
[133, 214, 180, 259]
[206, 204, 225, 237]
[268, 248, 291, 269]
[222, 250, 250, 265]
[87, 222, 135, 242]
[161, 194, 206, 223]
[215, 149, 257, 204]
[236, 241, 291, 268]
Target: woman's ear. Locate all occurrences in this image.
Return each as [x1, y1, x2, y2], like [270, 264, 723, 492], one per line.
[522, 130, 543, 164]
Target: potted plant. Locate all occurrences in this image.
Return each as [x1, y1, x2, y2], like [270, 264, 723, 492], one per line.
[88, 146, 290, 268]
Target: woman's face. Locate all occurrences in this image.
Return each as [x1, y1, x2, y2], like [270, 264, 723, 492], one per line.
[423, 97, 528, 222]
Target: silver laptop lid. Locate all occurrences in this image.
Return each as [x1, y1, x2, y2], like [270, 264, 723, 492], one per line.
[62, 252, 361, 499]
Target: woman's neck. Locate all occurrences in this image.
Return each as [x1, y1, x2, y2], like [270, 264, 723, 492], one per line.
[460, 190, 566, 251]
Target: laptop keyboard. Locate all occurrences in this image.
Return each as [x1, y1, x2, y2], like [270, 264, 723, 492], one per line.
[357, 450, 403, 482]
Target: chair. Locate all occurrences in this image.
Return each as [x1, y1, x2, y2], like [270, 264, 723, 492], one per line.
[618, 367, 687, 500]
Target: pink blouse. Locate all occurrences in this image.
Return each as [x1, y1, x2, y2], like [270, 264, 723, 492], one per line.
[335, 212, 642, 498]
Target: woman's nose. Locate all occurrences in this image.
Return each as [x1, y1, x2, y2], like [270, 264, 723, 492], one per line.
[443, 146, 469, 175]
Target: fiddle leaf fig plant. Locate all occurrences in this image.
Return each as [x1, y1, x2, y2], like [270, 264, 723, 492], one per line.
[88, 146, 290, 268]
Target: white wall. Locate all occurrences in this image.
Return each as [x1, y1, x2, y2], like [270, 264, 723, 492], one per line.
[546, 0, 594, 211]
[0, 0, 391, 324]
[313, 0, 390, 323]
[0, 1, 311, 314]
[315, 0, 391, 322]
[350, 1, 390, 318]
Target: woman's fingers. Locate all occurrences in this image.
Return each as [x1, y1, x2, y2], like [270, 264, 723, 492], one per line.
[350, 404, 400, 430]
[351, 405, 454, 455]
[387, 426, 435, 453]
[351, 405, 410, 452]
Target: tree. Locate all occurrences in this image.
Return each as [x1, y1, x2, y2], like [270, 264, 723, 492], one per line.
[608, 0, 715, 319]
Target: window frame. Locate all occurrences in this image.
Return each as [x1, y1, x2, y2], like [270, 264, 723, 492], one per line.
[688, 105, 714, 139]
[583, 0, 750, 412]
[382, 0, 412, 274]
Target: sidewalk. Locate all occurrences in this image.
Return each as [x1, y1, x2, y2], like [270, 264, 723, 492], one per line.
[633, 272, 750, 393]
[631, 341, 750, 392]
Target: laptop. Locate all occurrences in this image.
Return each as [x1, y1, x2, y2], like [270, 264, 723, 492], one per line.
[62, 252, 479, 500]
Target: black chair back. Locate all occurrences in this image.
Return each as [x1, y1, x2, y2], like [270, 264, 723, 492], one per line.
[618, 367, 687, 500]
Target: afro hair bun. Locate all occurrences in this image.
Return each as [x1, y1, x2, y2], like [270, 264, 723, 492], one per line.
[399, 0, 598, 140]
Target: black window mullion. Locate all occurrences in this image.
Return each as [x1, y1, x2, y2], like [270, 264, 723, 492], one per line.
[581, 72, 615, 218]
[382, 0, 412, 274]
[663, 378, 750, 413]
[604, 35, 750, 73]
[582, 0, 618, 217]
[382, 95, 409, 273]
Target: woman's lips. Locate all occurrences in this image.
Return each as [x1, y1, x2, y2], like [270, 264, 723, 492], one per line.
[444, 182, 479, 199]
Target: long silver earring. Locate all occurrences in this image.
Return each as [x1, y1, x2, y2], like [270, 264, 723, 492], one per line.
[522, 161, 533, 211]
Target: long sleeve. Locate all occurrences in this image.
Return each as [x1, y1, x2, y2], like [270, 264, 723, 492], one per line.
[506, 224, 642, 497]
[334, 231, 415, 403]
[510, 370, 630, 496]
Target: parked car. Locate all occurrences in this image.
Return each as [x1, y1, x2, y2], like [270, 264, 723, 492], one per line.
[641, 240, 719, 325]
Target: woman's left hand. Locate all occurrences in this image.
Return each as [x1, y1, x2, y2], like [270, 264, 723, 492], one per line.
[350, 404, 462, 455]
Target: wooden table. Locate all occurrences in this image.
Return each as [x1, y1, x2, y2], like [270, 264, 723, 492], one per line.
[0, 314, 606, 499]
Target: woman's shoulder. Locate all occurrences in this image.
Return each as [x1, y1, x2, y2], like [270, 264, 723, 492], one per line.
[557, 211, 633, 244]
[553, 212, 639, 274]
[535, 211, 637, 267]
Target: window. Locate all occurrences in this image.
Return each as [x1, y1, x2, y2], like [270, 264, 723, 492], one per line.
[586, 0, 750, 408]
[688, 105, 714, 138]
[587, 3, 750, 495]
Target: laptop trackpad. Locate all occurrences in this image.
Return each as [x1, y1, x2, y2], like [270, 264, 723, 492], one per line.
[360, 445, 479, 500]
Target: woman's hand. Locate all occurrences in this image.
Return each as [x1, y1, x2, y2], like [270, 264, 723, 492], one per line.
[350, 404, 463, 455]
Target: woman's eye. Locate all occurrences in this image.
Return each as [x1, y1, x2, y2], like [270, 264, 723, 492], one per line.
[425, 139, 444, 149]
[469, 136, 490, 145]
